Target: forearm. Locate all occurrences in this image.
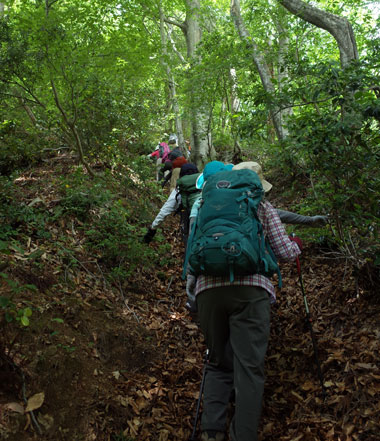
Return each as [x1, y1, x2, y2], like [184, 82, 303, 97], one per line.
[277, 209, 327, 226]
[151, 190, 179, 229]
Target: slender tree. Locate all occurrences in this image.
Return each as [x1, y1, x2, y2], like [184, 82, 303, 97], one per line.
[184, 0, 213, 166]
[231, 0, 288, 140]
[165, 0, 213, 167]
[159, 2, 185, 148]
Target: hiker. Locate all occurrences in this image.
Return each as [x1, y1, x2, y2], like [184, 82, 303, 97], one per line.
[168, 156, 188, 192]
[147, 141, 171, 181]
[185, 161, 302, 441]
[158, 135, 185, 185]
[167, 133, 182, 160]
[143, 163, 200, 245]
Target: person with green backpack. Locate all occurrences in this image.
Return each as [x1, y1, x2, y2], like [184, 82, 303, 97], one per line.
[143, 163, 200, 245]
[184, 161, 302, 441]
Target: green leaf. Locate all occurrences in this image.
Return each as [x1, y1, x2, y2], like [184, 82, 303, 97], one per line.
[27, 249, 43, 259]
[0, 241, 9, 251]
[0, 296, 11, 308]
[51, 318, 64, 323]
[24, 307, 33, 317]
[11, 243, 25, 255]
[21, 316, 30, 326]
[5, 312, 13, 323]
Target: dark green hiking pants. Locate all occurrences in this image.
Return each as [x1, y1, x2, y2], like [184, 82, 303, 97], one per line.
[197, 285, 270, 441]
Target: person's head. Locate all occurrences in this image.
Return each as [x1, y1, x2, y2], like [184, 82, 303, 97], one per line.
[180, 163, 198, 177]
[168, 134, 178, 145]
[196, 161, 234, 189]
[232, 161, 272, 193]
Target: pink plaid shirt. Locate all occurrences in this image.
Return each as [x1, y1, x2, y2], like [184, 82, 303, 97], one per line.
[194, 200, 301, 303]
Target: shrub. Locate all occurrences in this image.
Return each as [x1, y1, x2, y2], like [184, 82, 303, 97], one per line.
[272, 60, 380, 269]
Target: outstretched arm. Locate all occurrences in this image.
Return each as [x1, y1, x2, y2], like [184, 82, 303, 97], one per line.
[151, 189, 180, 229]
[277, 209, 328, 226]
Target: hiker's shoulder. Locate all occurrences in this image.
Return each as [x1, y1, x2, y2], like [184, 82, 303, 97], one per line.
[258, 199, 277, 219]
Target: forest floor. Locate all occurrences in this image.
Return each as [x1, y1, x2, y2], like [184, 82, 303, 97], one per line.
[0, 157, 379, 441]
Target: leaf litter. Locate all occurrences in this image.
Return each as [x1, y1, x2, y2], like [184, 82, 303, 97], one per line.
[0, 162, 379, 441]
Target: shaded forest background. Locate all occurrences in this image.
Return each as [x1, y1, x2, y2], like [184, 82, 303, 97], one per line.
[0, 0, 379, 440]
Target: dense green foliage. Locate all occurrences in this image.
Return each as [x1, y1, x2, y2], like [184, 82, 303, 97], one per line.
[0, 158, 174, 328]
[1, 0, 379, 286]
[269, 53, 380, 266]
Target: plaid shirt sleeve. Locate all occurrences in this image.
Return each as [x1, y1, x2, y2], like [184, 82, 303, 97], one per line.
[258, 200, 301, 261]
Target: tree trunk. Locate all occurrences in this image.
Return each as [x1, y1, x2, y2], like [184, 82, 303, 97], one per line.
[159, 4, 185, 149]
[230, 0, 287, 140]
[0, 3, 4, 16]
[278, 0, 358, 68]
[275, 11, 292, 138]
[185, 0, 212, 168]
[51, 80, 95, 177]
[229, 68, 241, 115]
[19, 98, 38, 126]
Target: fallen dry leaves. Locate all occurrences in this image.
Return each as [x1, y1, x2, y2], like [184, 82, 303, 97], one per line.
[1, 163, 379, 441]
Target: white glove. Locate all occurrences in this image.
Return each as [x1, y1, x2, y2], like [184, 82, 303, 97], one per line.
[186, 275, 197, 313]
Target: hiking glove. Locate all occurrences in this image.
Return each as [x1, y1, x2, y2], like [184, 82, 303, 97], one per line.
[289, 235, 303, 251]
[311, 215, 329, 226]
[185, 275, 197, 313]
[143, 227, 156, 244]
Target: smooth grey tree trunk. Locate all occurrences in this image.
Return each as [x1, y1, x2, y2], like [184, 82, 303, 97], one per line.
[230, 0, 287, 140]
[230, 68, 241, 115]
[185, 0, 213, 167]
[275, 11, 292, 138]
[278, 0, 358, 68]
[159, 4, 185, 149]
[164, 0, 213, 167]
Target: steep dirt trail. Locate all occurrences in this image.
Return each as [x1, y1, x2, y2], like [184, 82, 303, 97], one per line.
[1, 164, 379, 441]
[111, 216, 380, 441]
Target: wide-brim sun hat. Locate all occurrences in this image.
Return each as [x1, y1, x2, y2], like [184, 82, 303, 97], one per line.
[232, 161, 272, 192]
[196, 161, 234, 189]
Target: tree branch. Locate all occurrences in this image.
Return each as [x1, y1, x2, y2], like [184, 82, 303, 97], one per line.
[278, 0, 358, 67]
[166, 23, 186, 64]
[164, 17, 187, 33]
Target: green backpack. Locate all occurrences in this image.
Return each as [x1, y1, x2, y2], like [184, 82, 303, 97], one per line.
[176, 173, 201, 210]
[184, 169, 281, 284]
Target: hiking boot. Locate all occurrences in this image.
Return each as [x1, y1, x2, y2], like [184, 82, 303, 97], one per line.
[200, 431, 225, 441]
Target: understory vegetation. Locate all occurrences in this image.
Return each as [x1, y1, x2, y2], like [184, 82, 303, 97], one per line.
[0, 0, 379, 440]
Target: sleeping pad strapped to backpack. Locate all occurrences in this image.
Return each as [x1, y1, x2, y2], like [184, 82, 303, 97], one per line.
[185, 169, 281, 284]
